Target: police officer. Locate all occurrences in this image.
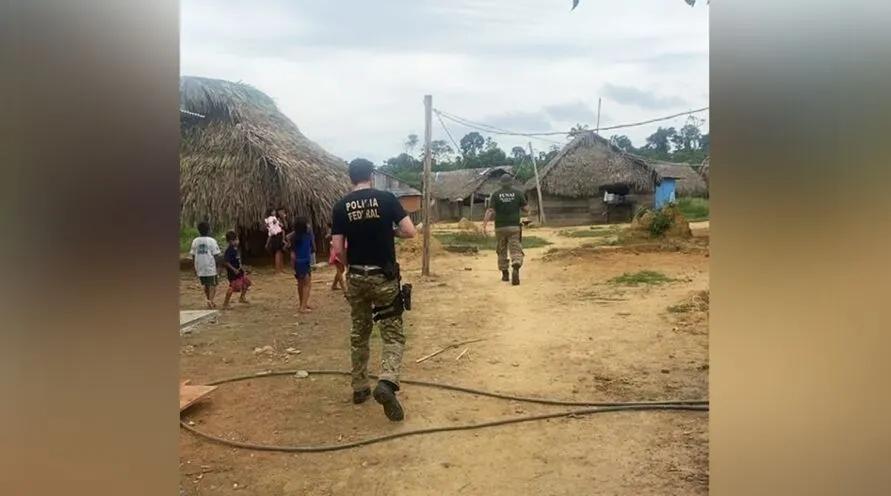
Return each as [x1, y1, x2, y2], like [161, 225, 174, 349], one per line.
[330, 158, 417, 421]
[482, 174, 529, 285]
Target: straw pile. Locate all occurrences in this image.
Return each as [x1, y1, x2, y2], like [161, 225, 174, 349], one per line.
[397, 228, 443, 261]
[629, 204, 692, 239]
[457, 218, 481, 233]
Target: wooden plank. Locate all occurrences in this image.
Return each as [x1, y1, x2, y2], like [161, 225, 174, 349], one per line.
[180, 379, 217, 412]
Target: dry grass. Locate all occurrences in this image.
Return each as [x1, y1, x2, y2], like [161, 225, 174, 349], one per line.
[179, 76, 350, 232]
[528, 132, 655, 197]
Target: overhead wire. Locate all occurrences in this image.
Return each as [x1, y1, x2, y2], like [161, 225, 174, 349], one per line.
[434, 106, 709, 140]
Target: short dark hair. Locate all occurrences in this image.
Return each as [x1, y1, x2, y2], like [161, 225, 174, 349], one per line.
[265, 208, 275, 217]
[348, 158, 375, 184]
[225, 230, 238, 242]
[290, 216, 309, 244]
[197, 221, 211, 236]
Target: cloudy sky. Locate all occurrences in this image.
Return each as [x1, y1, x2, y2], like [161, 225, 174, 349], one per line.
[180, 0, 709, 164]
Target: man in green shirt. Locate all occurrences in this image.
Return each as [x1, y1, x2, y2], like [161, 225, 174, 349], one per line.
[482, 174, 529, 285]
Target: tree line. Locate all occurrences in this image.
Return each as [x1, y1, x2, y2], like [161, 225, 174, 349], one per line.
[379, 115, 709, 187]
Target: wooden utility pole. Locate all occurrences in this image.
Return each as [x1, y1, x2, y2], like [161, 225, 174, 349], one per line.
[595, 97, 602, 133]
[528, 142, 546, 225]
[421, 95, 433, 276]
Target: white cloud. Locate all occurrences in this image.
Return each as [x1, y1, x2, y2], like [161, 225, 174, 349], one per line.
[181, 0, 709, 163]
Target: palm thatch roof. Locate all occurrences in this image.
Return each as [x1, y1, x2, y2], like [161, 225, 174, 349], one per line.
[524, 132, 708, 198]
[650, 160, 708, 197]
[430, 166, 513, 201]
[698, 156, 709, 185]
[180, 76, 350, 231]
[524, 132, 656, 196]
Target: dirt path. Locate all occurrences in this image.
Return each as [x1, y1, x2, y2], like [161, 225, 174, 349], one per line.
[180, 226, 709, 495]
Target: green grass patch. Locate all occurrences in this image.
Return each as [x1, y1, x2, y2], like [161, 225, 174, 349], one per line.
[559, 229, 613, 239]
[676, 197, 709, 222]
[433, 231, 551, 250]
[608, 270, 675, 286]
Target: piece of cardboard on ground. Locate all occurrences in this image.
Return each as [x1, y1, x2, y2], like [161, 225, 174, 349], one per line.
[180, 380, 217, 412]
[180, 309, 219, 335]
[180, 309, 218, 328]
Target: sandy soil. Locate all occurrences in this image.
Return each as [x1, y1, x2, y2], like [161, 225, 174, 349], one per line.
[180, 224, 709, 495]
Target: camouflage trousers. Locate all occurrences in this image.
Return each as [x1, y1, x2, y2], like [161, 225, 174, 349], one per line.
[345, 272, 405, 391]
[495, 226, 524, 270]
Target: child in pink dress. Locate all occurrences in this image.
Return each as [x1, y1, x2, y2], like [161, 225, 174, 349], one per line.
[327, 223, 346, 291]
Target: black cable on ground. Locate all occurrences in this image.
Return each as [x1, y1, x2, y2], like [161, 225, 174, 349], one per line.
[180, 370, 709, 453]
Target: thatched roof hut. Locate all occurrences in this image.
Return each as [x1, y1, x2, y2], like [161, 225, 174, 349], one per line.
[650, 160, 708, 197]
[522, 132, 707, 226]
[179, 76, 350, 233]
[524, 132, 656, 196]
[430, 166, 514, 202]
[525, 132, 706, 197]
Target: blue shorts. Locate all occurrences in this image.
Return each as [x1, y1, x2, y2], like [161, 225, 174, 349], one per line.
[294, 261, 311, 280]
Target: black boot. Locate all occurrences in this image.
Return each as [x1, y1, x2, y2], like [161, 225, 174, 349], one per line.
[372, 380, 405, 421]
[352, 388, 371, 404]
[501, 270, 510, 282]
[511, 264, 521, 286]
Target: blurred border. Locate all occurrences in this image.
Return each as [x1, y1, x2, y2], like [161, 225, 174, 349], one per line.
[1, 0, 890, 495]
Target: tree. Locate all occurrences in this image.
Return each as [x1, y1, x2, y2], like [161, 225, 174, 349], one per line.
[643, 127, 677, 156]
[610, 134, 635, 153]
[459, 132, 485, 157]
[429, 139, 454, 162]
[567, 123, 591, 139]
[511, 146, 527, 161]
[405, 134, 419, 155]
[671, 117, 703, 153]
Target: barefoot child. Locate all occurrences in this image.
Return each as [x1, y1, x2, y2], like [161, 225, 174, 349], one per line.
[189, 221, 222, 309]
[326, 223, 346, 291]
[222, 230, 252, 309]
[264, 208, 285, 273]
[289, 217, 315, 313]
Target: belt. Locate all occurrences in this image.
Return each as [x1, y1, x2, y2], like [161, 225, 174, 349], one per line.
[348, 265, 384, 276]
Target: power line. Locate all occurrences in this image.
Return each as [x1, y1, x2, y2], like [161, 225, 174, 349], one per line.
[434, 110, 463, 154]
[434, 109, 564, 146]
[434, 106, 709, 139]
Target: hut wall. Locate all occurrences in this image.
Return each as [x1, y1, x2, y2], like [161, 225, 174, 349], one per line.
[529, 192, 654, 226]
[399, 195, 422, 214]
[433, 200, 465, 222]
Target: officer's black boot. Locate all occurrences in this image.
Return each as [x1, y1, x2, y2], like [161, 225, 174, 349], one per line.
[501, 270, 510, 282]
[352, 388, 371, 404]
[372, 380, 404, 421]
[511, 264, 521, 286]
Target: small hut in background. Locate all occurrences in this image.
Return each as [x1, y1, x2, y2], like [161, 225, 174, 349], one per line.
[429, 166, 514, 222]
[373, 169, 423, 223]
[524, 132, 707, 226]
[650, 161, 708, 198]
[180, 76, 350, 260]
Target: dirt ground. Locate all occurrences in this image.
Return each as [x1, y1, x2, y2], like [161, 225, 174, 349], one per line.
[179, 223, 710, 496]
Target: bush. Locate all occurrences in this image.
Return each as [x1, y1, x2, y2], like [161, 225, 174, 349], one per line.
[676, 197, 709, 222]
[649, 209, 673, 236]
[180, 225, 228, 254]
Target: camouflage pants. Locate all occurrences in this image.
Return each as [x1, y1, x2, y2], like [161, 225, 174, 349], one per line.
[495, 226, 524, 270]
[345, 273, 405, 391]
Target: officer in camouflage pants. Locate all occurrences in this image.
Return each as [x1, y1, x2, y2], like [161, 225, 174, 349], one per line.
[483, 174, 529, 285]
[331, 158, 417, 422]
[344, 270, 403, 397]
